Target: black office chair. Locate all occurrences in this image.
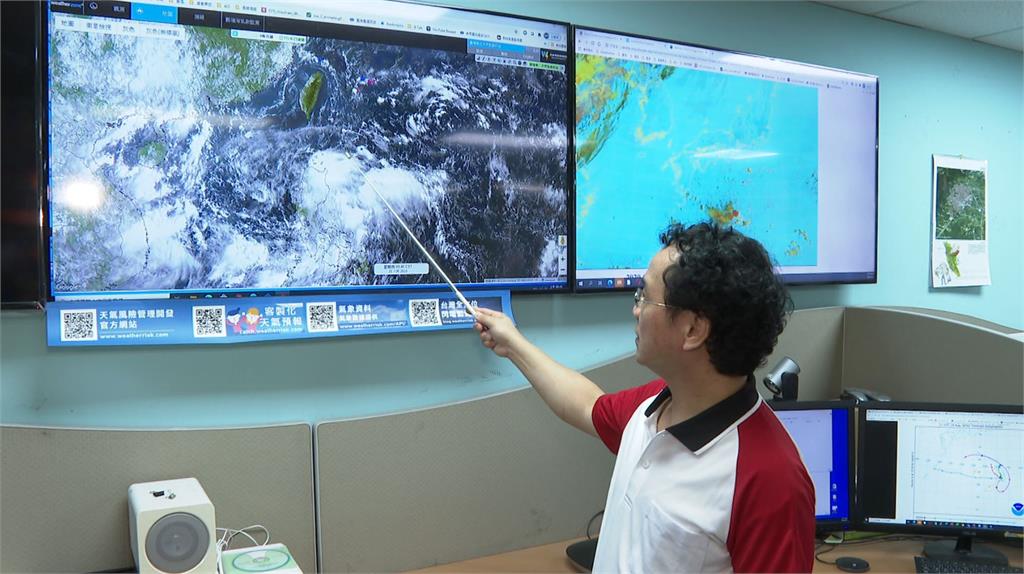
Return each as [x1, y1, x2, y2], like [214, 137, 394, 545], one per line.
[566, 511, 603, 572]
[566, 537, 599, 572]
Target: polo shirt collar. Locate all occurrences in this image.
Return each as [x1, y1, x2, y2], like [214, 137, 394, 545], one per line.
[643, 375, 760, 453]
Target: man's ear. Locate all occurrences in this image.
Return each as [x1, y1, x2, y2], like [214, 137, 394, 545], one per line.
[678, 311, 710, 351]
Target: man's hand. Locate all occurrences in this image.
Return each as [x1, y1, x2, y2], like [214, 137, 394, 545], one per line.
[473, 307, 523, 359]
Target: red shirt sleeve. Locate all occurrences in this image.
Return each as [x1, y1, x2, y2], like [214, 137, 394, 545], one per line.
[591, 379, 666, 454]
[727, 406, 816, 573]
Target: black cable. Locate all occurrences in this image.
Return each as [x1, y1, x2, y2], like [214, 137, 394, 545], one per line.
[586, 510, 604, 540]
[816, 540, 841, 565]
[815, 542, 838, 566]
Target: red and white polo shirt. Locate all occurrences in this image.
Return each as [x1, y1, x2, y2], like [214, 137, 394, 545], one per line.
[591, 378, 815, 573]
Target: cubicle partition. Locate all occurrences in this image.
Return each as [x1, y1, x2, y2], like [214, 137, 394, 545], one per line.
[314, 357, 647, 573]
[843, 307, 1024, 404]
[1, 307, 1020, 573]
[0, 423, 316, 573]
[755, 306, 846, 400]
[756, 306, 1023, 404]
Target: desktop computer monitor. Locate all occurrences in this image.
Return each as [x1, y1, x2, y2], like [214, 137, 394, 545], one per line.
[771, 401, 854, 531]
[857, 402, 1024, 564]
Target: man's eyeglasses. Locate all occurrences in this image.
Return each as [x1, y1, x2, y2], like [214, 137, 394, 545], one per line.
[633, 287, 676, 310]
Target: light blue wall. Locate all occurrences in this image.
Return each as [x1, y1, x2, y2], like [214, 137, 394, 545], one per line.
[1, 1, 1020, 429]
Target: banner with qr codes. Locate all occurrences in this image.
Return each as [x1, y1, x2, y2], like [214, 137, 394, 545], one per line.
[45, 290, 512, 347]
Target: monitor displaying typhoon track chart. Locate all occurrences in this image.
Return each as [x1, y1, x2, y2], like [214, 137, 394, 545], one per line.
[574, 27, 878, 290]
[44, 1, 570, 301]
[858, 404, 1024, 537]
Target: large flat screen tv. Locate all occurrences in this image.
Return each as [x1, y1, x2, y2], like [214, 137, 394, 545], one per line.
[1, 2, 44, 309]
[573, 27, 877, 290]
[44, 0, 570, 301]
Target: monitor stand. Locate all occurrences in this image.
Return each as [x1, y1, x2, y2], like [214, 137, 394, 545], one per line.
[923, 535, 1009, 566]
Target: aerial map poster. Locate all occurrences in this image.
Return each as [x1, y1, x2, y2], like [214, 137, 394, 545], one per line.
[575, 46, 820, 275]
[931, 155, 990, 288]
[46, 2, 570, 299]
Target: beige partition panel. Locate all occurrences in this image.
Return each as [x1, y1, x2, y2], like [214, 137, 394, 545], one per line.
[0, 423, 316, 574]
[316, 355, 651, 573]
[884, 306, 1021, 334]
[755, 306, 846, 401]
[843, 307, 1024, 403]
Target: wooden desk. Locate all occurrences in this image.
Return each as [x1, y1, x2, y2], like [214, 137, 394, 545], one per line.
[409, 536, 1024, 573]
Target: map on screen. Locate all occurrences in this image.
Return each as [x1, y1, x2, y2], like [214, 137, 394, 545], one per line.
[46, 2, 569, 298]
[574, 27, 878, 289]
[576, 53, 818, 271]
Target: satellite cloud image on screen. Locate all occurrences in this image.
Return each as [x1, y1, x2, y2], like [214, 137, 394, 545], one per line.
[575, 53, 819, 271]
[48, 24, 568, 294]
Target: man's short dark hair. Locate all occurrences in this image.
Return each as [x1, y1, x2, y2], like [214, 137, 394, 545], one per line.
[658, 221, 792, 376]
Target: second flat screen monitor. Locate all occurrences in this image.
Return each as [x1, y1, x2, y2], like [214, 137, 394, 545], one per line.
[772, 401, 854, 530]
[573, 27, 878, 290]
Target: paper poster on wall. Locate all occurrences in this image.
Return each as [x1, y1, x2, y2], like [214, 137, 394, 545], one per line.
[931, 155, 990, 288]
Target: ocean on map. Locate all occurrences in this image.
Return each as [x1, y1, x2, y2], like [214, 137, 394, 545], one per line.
[576, 57, 818, 270]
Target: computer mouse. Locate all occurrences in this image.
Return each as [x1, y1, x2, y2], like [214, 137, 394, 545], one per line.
[835, 556, 870, 572]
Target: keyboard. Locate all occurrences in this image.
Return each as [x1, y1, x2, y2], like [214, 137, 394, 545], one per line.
[915, 556, 1024, 573]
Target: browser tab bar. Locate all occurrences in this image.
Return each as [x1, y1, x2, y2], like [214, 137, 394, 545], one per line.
[264, 16, 316, 37]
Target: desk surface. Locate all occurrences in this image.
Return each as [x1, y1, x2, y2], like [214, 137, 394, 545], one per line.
[409, 536, 1024, 573]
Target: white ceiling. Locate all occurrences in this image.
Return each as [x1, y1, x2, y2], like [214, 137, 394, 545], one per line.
[816, 1, 1023, 52]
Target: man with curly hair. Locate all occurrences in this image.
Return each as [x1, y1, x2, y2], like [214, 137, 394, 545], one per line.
[474, 221, 814, 573]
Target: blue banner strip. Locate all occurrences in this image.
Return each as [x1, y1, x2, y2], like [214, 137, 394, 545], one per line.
[46, 290, 513, 347]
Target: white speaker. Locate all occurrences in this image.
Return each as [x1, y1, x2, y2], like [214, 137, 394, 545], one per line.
[129, 477, 217, 574]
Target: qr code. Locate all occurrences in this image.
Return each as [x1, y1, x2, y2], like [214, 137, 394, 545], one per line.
[409, 298, 441, 327]
[60, 309, 98, 342]
[306, 302, 338, 332]
[193, 305, 226, 338]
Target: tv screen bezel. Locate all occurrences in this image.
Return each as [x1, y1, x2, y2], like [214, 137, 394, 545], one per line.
[39, 0, 576, 302]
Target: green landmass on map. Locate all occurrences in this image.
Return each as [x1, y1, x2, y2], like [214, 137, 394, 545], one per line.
[193, 27, 291, 104]
[944, 241, 961, 277]
[139, 141, 167, 166]
[706, 200, 748, 227]
[575, 54, 671, 169]
[935, 167, 985, 240]
[301, 71, 324, 122]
